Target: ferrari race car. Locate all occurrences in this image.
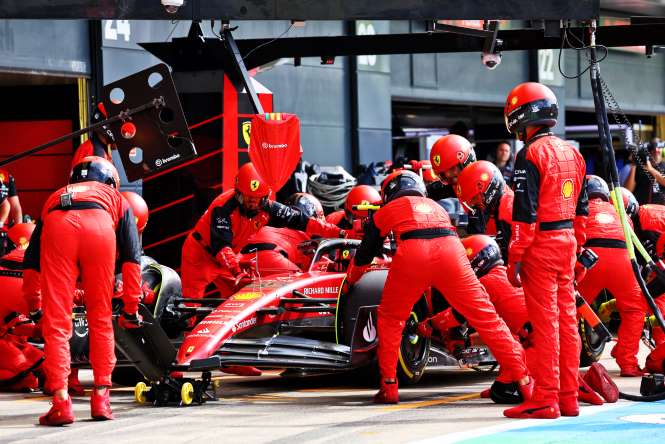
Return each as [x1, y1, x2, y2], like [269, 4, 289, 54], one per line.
[120, 238, 437, 406]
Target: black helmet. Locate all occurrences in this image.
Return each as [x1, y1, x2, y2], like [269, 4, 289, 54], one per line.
[460, 235, 503, 278]
[70, 156, 120, 188]
[586, 175, 610, 201]
[285, 193, 325, 220]
[380, 170, 427, 203]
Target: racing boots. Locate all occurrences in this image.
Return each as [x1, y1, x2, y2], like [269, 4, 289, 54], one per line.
[91, 387, 114, 421]
[583, 362, 619, 403]
[39, 395, 75, 426]
[373, 379, 399, 404]
[559, 397, 579, 417]
[503, 399, 560, 419]
[620, 366, 645, 377]
[578, 374, 604, 405]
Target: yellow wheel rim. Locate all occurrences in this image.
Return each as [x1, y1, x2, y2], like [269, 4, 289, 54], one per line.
[134, 382, 148, 404]
[398, 312, 420, 379]
[181, 382, 194, 406]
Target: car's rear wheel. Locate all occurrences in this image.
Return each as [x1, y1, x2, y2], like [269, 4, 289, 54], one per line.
[579, 317, 606, 367]
[397, 299, 430, 385]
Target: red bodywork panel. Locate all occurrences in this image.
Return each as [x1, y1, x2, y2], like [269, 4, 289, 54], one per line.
[178, 271, 345, 364]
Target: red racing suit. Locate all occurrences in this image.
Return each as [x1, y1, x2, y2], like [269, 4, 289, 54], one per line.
[327, 210, 364, 239]
[510, 131, 588, 404]
[23, 181, 142, 392]
[576, 199, 645, 370]
[351, 196, 527, 381]
[181, 190, 343, 298]
[634, 204, 665, 259]
[70, 135, 111, 170]
[240, 226, 311, 275]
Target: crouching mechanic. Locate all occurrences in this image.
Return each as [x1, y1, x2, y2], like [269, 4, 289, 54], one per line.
[326, 185, 382, 239]
[420, 235, 613, 405]
[181, 163, 345, 299]
[456, 160, 514, 259]
[240, 193, 326, 275]
[23, 156, 143, 425]
[504, 82, 588, 419]
[345, 170, 531, 405]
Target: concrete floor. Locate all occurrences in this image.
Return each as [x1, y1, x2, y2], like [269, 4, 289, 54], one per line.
[0, 342, 658, 444]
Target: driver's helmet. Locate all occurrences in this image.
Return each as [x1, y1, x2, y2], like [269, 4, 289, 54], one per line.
[286, 193, 325, 220]
[460, 235, 503, 278]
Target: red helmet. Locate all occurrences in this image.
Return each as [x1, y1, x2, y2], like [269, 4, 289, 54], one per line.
[70, 156, 120, 188]
[121, 191, 149, 234]
[429, 135, 476, 178]
[615, 187, 639, 218]
[461, 235, 503, 277]
[504, 82, 558, 134]
[380, 170, 427, 203]
[286, 193, 325, 220]
[586, 175, 610, 202]
[235, 163, 271, 199]
[345, 185, 382, 218]
[456, 161, 505, 212]
[7, 223, 35, 250]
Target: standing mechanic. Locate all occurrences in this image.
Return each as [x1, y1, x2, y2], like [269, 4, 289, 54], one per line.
[23, 156, 143, 426]
[346, 170, 531, 405]
[503, 82, 588, 419]
[576, 177, 647, 377]
[181, 162, 345, 300]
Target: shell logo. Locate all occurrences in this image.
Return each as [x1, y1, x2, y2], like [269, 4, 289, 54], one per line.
[414, 202, 433, 214]
[234, 291, 262, 301]
[250, 179, 260, 192]
[18, 237, 28, 249]
[511, 96, 518, 106]
[465, 247, 473, 257]
[433, 154, 441, 167]
[596, 213, 614, 224]
[480, 172, 489, 181]
[561, 179, 574, 199]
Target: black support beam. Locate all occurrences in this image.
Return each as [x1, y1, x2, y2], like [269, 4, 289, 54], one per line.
[0, 0, 598, 20]
[140, 23, 665, 72]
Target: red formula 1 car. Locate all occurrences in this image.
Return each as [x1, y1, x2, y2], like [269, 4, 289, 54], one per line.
[122, 238, 433, 406]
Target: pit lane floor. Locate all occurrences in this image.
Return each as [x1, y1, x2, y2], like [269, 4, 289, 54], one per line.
[0, 343, 660, 444]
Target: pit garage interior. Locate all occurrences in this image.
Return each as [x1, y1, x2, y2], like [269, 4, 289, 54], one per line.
[1, 1, 665, 442]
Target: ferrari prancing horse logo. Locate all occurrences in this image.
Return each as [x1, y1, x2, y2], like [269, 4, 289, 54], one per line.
[433, 154, 441, 167]
[250, 180, 260, 192]
[562, 179, 574, 199]
[242, 121, 252, 146]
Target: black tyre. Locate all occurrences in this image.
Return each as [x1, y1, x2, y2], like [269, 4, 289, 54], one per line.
[397, 297, 430, 385]
[579, 317, 606, 367]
